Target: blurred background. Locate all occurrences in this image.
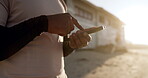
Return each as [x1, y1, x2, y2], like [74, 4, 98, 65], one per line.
[63, 0, 148, 78]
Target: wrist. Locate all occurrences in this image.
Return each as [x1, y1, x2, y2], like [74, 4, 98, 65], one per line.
[40, 15, 48, 32]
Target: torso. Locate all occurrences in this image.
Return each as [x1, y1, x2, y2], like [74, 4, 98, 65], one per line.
[0, 0, 66, 78]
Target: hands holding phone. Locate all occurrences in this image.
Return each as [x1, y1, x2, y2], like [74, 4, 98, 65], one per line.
[47, 13, 104, 49]
[68, 26, 105, 48]
[69, 30, 91, 49]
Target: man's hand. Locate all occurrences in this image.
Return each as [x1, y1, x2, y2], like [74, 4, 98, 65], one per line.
[69, 30, 91, 49]
[47, 13, 84, 36]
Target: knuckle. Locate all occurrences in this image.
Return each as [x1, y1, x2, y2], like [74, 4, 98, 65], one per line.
[76, 30, 80, 34]
[70, 26, 74, 31]
[65, 13, 71, 17]
[83, 32, 88, 36]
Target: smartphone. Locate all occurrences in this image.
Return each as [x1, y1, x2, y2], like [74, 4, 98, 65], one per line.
[84, 26, 105, 34]
[65, 26, 105, 41]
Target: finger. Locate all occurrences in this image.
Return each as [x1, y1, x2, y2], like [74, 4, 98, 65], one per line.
[83, 32, 91, 42]
[79, 31, 91, 42]
[66, 13, 84, 30]
[71, 17, 84, 30]
[77, 31, 88, 44]
[69, 35, 76, 49]
[70, 33, 82, 48]
[82, 32, 91, 42]
[74, 31, 88, 48]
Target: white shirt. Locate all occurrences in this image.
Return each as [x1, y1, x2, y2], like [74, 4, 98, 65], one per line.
[0, 0, 67, 78]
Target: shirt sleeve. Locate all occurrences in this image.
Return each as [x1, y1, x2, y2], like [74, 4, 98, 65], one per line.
[0, 0, 49, 61]
[0, 15, 48, 61]
[0, 0, 9, 26]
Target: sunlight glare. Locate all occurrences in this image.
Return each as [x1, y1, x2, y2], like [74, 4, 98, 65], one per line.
[118, 6, 148, 45]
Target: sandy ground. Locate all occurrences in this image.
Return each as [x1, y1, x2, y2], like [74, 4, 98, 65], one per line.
[64, 49, 148, 78]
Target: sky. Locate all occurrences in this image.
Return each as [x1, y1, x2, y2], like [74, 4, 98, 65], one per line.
[87, 0, 148, 45]
[87, 0, 148, 18]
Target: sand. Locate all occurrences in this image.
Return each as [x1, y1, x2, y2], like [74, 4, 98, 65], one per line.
[64, 49, 148, 78]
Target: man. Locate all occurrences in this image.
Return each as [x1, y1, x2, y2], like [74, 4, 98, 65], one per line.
[0, 0, 91, 78]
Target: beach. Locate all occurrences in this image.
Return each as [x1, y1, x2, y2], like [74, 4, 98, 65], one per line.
[65, 49, 148, 78]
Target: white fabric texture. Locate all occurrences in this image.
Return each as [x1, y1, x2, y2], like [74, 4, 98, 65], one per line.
[0, 0, 67, 78]
[0, 0, 9, 26]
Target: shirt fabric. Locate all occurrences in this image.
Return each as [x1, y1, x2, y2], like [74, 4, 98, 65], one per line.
[0, 0, 67, 78]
